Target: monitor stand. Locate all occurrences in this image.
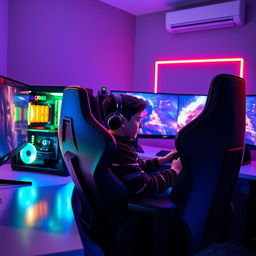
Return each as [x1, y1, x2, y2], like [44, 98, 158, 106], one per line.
[0, 179, 32, 186]
[242, 148, 251, 166]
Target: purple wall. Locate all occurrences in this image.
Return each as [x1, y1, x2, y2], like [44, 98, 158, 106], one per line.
[0, 0, 8, 76]
[7, 0, 135, 92]
[133, 0, 256, 95]
[134, 0, 256, 157]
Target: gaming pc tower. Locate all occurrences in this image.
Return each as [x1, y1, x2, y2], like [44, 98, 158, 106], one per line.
[11, 86, 69, 176]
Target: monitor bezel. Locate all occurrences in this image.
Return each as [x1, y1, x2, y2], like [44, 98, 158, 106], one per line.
[29, 85, 67, 92]
[245, 95, 256, 150]
[0, 75, 29, 166]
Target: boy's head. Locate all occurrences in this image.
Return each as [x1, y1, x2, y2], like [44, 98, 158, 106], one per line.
[103, 94, 146, 139]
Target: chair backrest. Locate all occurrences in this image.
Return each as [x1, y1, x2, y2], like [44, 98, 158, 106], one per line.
[170, 74, 246, 250]
[58, 86, 130, 246]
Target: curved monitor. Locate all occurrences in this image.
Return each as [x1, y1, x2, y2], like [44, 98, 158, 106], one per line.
[246, 95, 256, 149]
[111, 91, 178, 138]
[0, 76, 29, 165]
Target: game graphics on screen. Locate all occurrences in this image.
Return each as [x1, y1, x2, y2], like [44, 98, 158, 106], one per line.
[112, 91, 178, 137]
[139, 94, 178, 136]
[0, 84, 28, 160]
[177, 95, 207, 132]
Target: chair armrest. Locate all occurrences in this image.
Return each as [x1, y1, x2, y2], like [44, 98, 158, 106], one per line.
[128, 197, 182, 217]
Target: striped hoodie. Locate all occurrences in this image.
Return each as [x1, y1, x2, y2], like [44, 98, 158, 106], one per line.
[110, 135, 177, 196]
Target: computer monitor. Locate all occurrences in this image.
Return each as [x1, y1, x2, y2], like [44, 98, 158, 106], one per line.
[245, 95, 256, 149]
[177, 95, 207, 132]
[0, 75, 31, 185]
[111, 91, 178, 138]
[110, 92, 253, 147]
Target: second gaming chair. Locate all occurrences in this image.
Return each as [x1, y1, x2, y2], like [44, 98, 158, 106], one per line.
[130, 74, 246, 254]
[172, 73, 246, 252]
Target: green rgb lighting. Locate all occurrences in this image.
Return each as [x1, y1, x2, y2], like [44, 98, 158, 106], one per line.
[14, 106, 21, 121]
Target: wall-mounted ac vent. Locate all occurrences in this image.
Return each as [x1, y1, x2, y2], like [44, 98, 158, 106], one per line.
[166, 0, 245, 33]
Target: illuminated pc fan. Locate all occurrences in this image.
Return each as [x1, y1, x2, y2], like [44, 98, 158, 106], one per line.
[20, 143, 37, 164]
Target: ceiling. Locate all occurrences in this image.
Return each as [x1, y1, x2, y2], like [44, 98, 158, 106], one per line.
[99, 0, 231, 16]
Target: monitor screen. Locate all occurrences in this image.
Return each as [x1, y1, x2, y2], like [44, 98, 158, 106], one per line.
[245, 95, 256, 149]
[111, 91, 178, 138]
[177, 95, 207, 132]
[0, 76, 29, 165]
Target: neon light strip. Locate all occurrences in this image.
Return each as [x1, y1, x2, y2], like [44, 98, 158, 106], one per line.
[154, 58, 244, 93]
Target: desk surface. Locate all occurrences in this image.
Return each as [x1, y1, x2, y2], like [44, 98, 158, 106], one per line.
[1, 146, 255, 256]
[0, 164, 83, 256]
[139, 145, 256, 180]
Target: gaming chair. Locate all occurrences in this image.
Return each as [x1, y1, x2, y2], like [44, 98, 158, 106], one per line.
[130, 74, 246, 254]
[58, 86, 156, 255]
[59, 74, 245, 255]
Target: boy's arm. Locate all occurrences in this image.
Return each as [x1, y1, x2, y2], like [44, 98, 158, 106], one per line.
[111, 144, 179, 196]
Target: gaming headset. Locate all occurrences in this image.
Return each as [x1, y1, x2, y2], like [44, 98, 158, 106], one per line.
[106, 94, 123, 130]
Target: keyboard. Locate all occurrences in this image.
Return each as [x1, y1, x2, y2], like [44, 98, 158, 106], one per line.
[156, 150, 171, 157]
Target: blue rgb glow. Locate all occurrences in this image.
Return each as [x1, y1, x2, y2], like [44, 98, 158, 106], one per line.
[1, 183, 75, 232]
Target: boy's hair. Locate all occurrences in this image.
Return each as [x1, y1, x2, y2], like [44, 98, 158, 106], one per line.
[103, 94, 147, 122]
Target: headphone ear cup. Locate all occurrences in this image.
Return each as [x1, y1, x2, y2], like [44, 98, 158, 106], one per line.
[107, 114, 123, 130]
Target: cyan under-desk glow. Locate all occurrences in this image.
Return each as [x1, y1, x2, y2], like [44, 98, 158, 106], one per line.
[0, 164, 83, 256]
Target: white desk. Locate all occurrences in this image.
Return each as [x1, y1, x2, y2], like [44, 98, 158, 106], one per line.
[0, 164, 83, 256]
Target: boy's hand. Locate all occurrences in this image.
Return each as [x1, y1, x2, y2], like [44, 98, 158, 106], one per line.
[165, 149, 178, 162]
[158, 149, 178, 166]
[171, 158, 183, 176]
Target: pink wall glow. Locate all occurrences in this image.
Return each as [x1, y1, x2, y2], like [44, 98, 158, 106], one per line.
[133, 0, 256, 95]
[154, 58, 244, 93]
[133, 0, 256, 153]
[0, 0, 8, 76]
[7, 0, 136, 93]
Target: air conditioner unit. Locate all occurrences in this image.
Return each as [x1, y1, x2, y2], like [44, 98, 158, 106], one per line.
[166, 0, 245, 33]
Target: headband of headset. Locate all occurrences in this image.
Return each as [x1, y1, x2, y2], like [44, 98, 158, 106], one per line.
[107, 94, 123, 130]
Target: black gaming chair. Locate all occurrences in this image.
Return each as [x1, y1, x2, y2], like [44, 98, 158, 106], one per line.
[58, 86, 154, 255]
[59, 74, 245, 255]
[171, 73, 246, 252]
[129, 74, 246, 255]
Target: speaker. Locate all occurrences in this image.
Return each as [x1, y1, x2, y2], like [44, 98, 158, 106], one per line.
[106, 94, 123, 130]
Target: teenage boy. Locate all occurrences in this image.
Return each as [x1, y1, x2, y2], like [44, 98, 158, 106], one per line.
[103, 94, 182, 196]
